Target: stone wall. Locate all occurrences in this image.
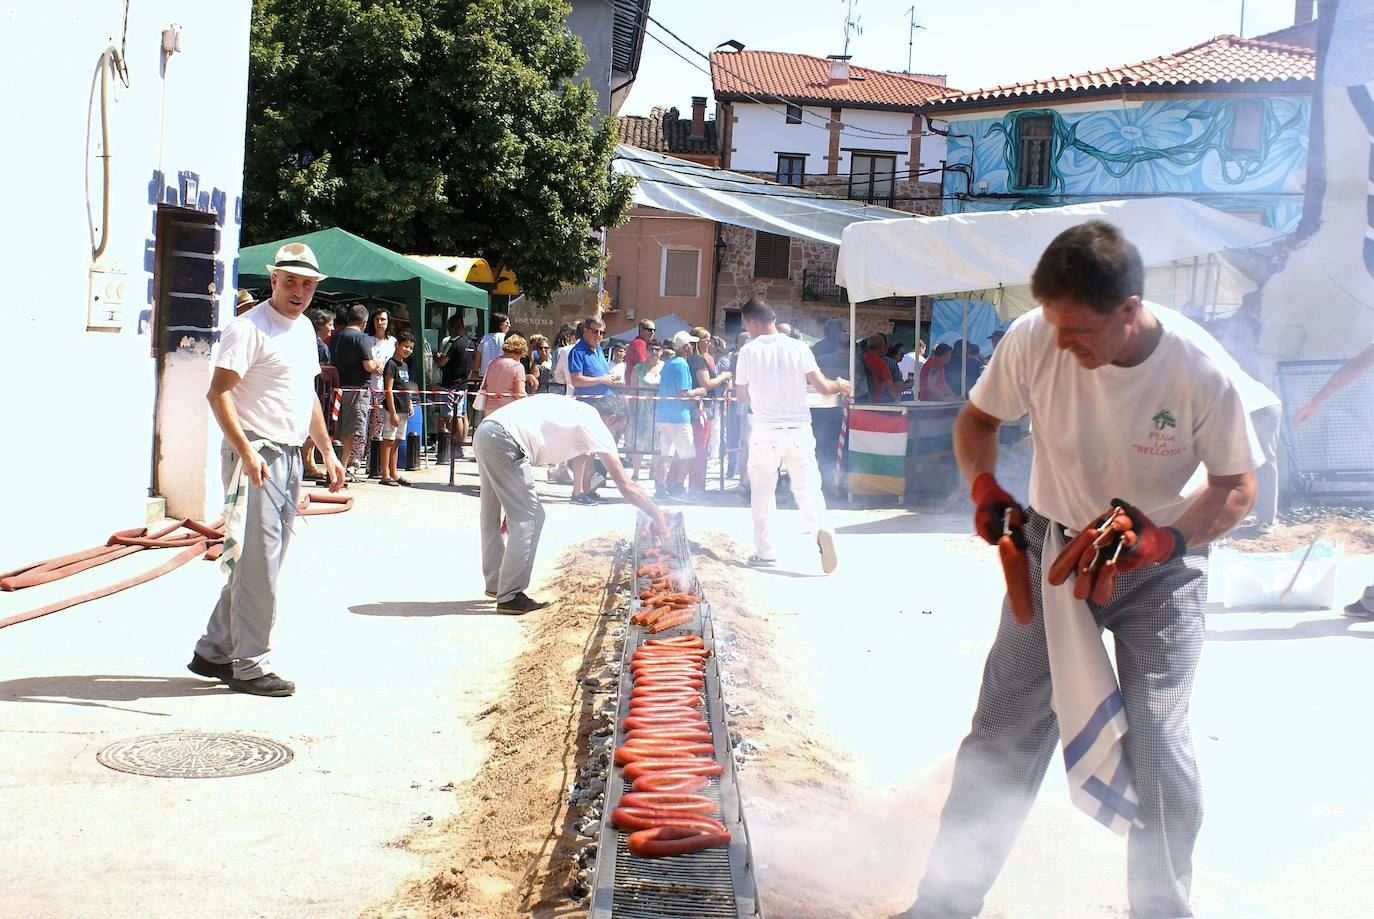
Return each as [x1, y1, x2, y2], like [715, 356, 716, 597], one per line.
[712, 222, 921, 340]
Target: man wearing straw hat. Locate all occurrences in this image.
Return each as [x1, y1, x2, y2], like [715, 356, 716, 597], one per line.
[186, 243, 344, 697]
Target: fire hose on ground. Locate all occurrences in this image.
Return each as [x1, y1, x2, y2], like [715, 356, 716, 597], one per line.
[0, 492, 352, 630]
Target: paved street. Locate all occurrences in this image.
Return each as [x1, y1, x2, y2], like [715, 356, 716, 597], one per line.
[3, 456, 1373, 918]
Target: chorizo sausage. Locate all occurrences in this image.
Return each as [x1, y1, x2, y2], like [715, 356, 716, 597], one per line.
[611, 807, 726, 833]
[626, 825, 731, 858]
[626, 726, 712, 739]
[617, 792, 717, 814]
[622, 739, 714, 754]
[623, 714, 707, 730]
[631, 772, 710, 793]
[623, 758, 723, 781]
[645, 636, 703, 648]
[615, 743, 714, 764]
[1048, 518, 1104, 586]
[998, 535, 1035, 624]
[649, 611, 696, 633]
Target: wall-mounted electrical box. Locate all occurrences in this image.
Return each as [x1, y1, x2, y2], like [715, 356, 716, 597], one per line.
[88, 263, 127, 331]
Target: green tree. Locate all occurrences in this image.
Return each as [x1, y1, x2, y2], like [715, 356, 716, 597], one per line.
[243, 0, 634, 304]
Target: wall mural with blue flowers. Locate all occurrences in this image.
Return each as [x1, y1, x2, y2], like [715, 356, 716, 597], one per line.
[940, 96, 1310, 230]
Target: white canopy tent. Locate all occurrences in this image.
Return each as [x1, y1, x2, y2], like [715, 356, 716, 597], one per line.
[613, 144, 911, 246]
[834, 198, 1286, 393]
[834, 198, 1282, 303]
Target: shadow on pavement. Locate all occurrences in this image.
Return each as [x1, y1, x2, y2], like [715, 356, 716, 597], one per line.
[349, 600, 504, 617]
[409, 482, 479, 496]
[0, 674, 228, 715]
[1205, 616, 1374, 642]
[835, 512, 968, 537]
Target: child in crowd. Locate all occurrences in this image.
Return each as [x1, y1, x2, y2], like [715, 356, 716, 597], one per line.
[381, 331, 415, 486]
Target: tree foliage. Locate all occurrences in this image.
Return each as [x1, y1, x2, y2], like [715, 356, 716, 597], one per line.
[244, 0, 634, 304]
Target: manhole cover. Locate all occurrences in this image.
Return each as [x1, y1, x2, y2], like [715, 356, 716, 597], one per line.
[96, 732, 293, 778]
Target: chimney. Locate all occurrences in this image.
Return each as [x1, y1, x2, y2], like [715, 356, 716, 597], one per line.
[690, 96, 707, 140]
[827, 54, 851, 85]
[1294, 0, 1314, 24]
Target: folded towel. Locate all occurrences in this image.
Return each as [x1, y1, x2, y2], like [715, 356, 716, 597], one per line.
[1042, 524, 1141, 835]
[219, 441, 282, 575]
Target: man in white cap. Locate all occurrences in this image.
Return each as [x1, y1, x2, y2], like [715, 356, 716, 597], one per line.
[187, 243, 344, 697]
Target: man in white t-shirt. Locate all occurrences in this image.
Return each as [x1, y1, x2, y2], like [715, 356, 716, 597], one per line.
[903, 223, 1260, 919]
[478, 311, 510, 376]
[732, 298, 851, 573]
[188, 243, 345, 698]
[474, 394, 664, 613]
[898, 339, 926, 383]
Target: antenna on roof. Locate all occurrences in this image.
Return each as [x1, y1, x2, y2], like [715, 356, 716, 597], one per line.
[842, 0, 863, 57]
[906, 6, 925, 74]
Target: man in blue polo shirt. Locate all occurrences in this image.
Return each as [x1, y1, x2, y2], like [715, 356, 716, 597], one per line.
[565, 315, 621, 503]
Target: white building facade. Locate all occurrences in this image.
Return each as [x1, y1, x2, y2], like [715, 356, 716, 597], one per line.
[0, 2, 252, 564]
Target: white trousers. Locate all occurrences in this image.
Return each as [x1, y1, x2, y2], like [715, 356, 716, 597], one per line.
[747, 424, 826, 559]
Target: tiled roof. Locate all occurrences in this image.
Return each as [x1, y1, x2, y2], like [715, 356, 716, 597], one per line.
[616, 106, 720, 155]
[928, 34, 1314, 110]
[710, 50, 954, 108]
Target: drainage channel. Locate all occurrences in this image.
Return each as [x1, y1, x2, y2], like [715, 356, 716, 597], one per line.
[588, 512, 763, 919]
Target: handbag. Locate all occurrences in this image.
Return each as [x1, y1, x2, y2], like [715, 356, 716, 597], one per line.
[474, 363, 493, 411]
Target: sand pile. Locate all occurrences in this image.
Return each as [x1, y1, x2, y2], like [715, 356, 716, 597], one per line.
[363, 536, 627, 919]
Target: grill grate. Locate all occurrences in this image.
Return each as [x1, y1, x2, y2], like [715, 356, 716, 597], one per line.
[589, 512, 762, 919]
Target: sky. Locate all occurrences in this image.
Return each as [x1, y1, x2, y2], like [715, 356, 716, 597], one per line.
[620, 0, 1305, 116]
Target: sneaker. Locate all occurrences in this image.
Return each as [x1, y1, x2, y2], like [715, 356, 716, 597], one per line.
[187, 653, 232, 682]
[496, 592, 550, 614]
[485, 589, 497, 598]
[571, 492, 594, 505]
[1342, 600, 1374, 620]
[817, 529, 839, 575]
[224, 672, 296, 697]
[747, 554, 776, 568]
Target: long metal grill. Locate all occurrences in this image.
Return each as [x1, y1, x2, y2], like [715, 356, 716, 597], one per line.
[589, 513, 763, 919]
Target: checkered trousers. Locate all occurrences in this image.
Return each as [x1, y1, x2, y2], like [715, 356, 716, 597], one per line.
[912, 509, 1207, 919]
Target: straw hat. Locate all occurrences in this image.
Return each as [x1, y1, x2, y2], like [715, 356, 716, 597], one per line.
[266, 242, 327, 279]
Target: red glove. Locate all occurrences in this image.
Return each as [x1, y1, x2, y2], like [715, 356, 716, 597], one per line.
[971, 473, 1022, 546]
[1112, 499, 1186, 572]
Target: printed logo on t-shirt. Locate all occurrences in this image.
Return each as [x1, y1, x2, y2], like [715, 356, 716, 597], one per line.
[1136, 408, 1184, 457]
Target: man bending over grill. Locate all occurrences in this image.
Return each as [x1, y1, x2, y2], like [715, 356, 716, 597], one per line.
[474, 394, 665, 613]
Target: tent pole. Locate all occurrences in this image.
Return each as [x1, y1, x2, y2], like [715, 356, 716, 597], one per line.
[847, 299, 856, 500]
[960, 296, 968, 399]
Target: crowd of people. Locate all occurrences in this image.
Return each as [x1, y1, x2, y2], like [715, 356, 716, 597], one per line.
[201, 226, 1327, 919]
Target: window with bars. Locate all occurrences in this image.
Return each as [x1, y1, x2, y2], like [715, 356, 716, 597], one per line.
[662, 248, 700, 297]
[1013, 114, 1054, 190]
[785, 104, 802, 124]
[848, 153, 896, 206]
[1228, 101, 1265, 154]
[776, 154, 806, 186]
[753, 231, 791, 279]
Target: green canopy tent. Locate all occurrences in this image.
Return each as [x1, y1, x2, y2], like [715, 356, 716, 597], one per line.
[240, 227, 489, 456]
[238, 227, 489, 391]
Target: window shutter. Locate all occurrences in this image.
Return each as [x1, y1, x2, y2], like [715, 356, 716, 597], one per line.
[663, 249, 699, 297]
[753, 231, 790, 279]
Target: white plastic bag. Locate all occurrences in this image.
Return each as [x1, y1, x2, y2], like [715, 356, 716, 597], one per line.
[1209, 540, 1343, 609]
